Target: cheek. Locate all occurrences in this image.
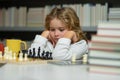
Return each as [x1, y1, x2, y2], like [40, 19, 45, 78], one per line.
[49, 32, 54, 37]
[61, 31, 67, 37]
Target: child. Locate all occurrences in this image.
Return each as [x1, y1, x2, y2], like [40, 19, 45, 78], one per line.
[28, 7, 88, 60]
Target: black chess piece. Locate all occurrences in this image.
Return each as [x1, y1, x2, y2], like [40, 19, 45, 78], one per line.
[41, 50, 45, 59]
[49, 52, 53, 59]
[22, 50, 28, 58]
[28, 49, 32, 58]
[45, 51, 49, 59]
[32, 48, 36, 58]
[37, 47, 41, 58]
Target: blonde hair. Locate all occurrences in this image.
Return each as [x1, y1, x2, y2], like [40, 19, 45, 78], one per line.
[45, 7, 87, 42]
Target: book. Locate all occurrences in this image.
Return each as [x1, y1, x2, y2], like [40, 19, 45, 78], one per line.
[88, 58, 120, 67]
[88, 21, 120, 70]
[89, 65, 120, 75]
[108, 8, 120, 22]
[97, 21, 120, 36]
[18, 7, 27, 27]
[91, 34, 120, 43]
[97, 28, 120, 36]
[89, 48, 120, 60]
[83, 3, 91, 27]
[90, 41, 120, 50]
[27, 7, 44, 27]
[98, 21, 120, 29]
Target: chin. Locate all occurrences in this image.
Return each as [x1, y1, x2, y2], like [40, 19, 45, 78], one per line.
[55, 39, 58, 42]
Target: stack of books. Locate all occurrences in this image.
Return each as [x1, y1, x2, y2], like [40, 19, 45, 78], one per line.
[108, 8, 120, 22]
[88, 21, 120, 75]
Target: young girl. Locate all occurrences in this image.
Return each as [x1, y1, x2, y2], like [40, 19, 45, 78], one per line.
[28, 7, 88, 60]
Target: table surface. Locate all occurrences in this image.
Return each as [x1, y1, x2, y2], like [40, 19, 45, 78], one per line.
[0, 61, 120, 80]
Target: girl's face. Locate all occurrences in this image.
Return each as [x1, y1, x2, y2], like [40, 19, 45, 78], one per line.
[49, 18, 68, 42]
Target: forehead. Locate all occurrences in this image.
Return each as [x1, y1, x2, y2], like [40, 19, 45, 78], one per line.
[50, 18, 66, 28]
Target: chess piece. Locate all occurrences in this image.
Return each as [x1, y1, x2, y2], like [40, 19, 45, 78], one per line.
[41, 50, 45, 59]
[49, 52, 53, 59]
[37, 47, 41, 58]
[4, 47, 9, 59]
[28, 49, 32, 58]
[45, 51, 49, 59]
[24, 53, 28, 61]
[13, 52, 16, 60]
[82, 54, 88, 64]
[9, 50, 13, 60]
[19, 51, 23, 61]
[32, 48, 36, 58]
[72, 54, 76, 63]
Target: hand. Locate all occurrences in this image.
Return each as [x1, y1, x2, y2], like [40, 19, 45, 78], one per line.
[41, 30, 56, 46]
[63, 31, 78, 43]
[41, 30, 49, 38]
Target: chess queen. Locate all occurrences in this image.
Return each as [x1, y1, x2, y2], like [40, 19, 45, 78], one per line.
[28, 7, 88, 60]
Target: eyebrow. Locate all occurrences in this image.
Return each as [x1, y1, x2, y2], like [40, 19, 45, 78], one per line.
[50, 27, 65, 28]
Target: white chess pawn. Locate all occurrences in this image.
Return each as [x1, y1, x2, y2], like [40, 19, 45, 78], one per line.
[4, 50, 9, 59]
[82, 54, 88, 63]
[72, 54, 76, 63]
[24, 53, 28, 61]
[19, 51, 23, 61]
[9, 50, 13, 60]
[4, 46, 8, 58]
[4, 46, 9, 53]
[13, 52, 16, 60]
[4, 46, 9, 51]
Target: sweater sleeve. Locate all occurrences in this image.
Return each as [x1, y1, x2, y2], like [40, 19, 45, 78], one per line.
[52, 38, 88, 60]
[28, 35, 48, 56]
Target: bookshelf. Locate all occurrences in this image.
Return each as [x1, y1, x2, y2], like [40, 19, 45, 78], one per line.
[0, 27, 97, 32]
[0, 27, 97, 41]
[0, 0, 120, 41]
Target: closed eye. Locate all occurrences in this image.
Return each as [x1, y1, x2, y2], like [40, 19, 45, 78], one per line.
[50, 28, 55, 31]
[59, 29, 65, 32]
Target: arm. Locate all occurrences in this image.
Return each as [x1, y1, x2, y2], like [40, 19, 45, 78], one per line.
[63, 31, 78, 43]
[52, 39, 88, 60]
[52, 31, 88, 60]
[28, 30, 49, 56]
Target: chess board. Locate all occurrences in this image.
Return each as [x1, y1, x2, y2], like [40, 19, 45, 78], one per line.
[0, 57, 54, 64]
[48, 60, 85, 65]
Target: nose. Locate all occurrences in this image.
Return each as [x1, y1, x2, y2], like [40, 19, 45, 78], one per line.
[54, 30, 59, 37]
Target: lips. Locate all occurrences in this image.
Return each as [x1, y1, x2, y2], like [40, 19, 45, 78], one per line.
[54, 38, 59, 41]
